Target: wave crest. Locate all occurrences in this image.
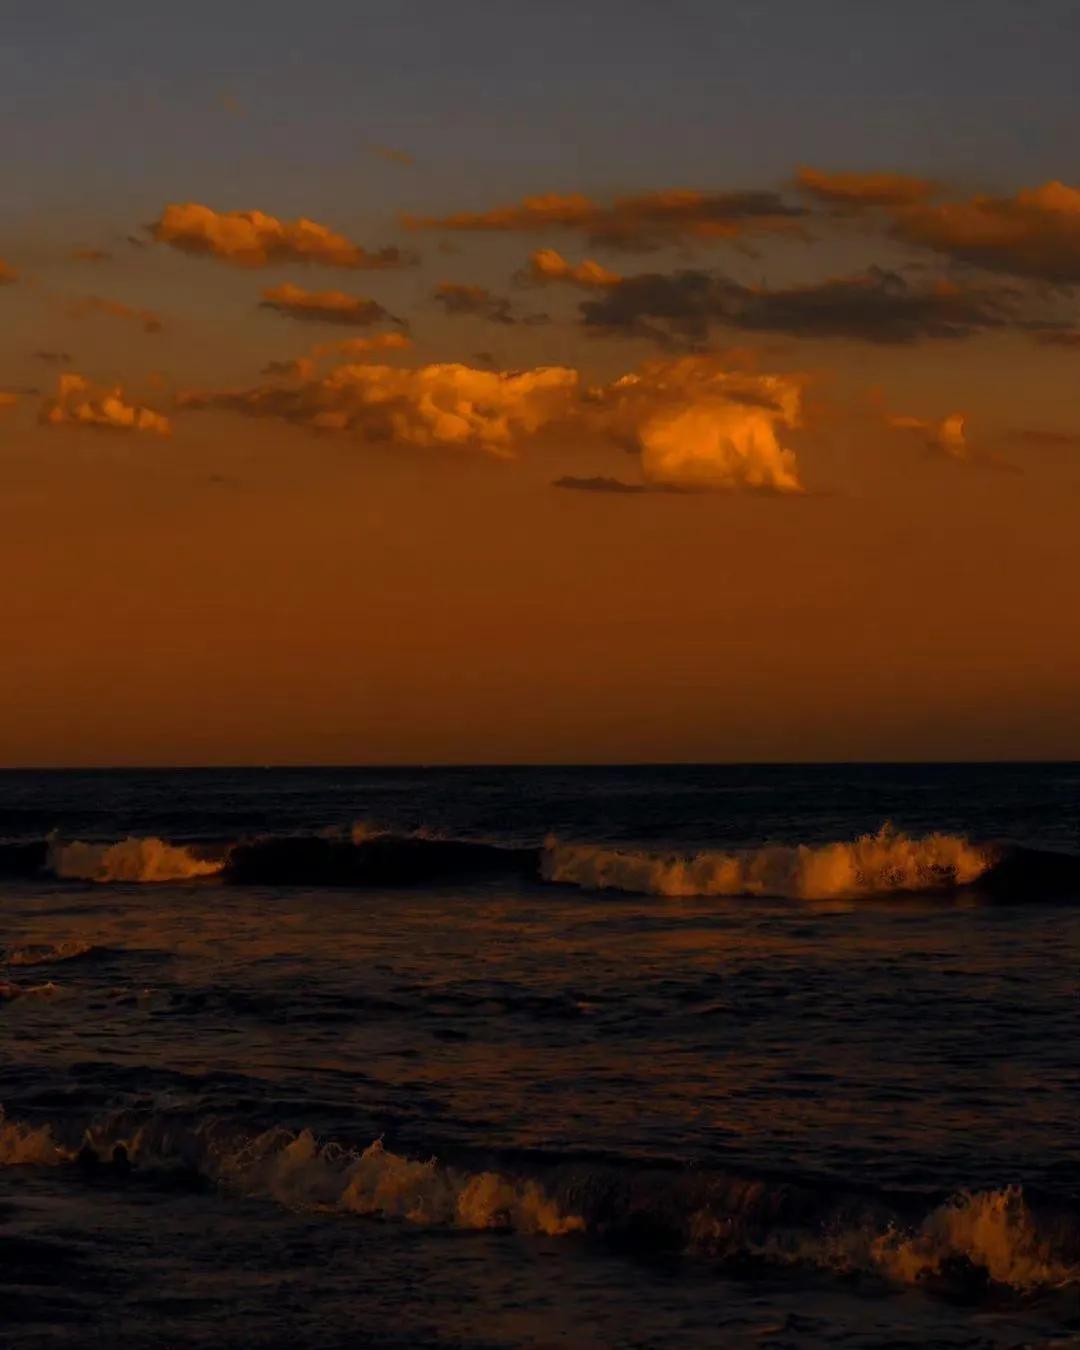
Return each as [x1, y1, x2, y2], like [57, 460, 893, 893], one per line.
[47, 836, 224, 883]
[4, 939, 96, 967]
[1, 1107, 1076, 1290]
[542, 826, 995, 899]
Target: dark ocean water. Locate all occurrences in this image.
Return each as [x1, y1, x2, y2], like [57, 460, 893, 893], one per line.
[2, 764, 1079, 1348]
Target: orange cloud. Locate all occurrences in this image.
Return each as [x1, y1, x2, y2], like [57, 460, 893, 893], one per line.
[261, 357, 317, 380]
[0, 392, 18, 411]
[525, 248, 622, 289]
[371, 144, 414, 167]
[577, 357, 805, 493]
[0, 259, 17, 284]
[896, 181, 1080, 284]
[403, 188, 806, 251]
[311, 333, 412, 359]
[152, 203, 412, 270]
[40, 373, 171, 435]
[68, 295, 163, 334]
[260, 283, 396, 327]
[889, 411, 970, 460]
[796, 166, 936, 207]
[178, 361, 578, 455]
[178, 351, 808, 494]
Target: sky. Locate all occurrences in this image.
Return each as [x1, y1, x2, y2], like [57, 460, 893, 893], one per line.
[2, 0, 1080, 765]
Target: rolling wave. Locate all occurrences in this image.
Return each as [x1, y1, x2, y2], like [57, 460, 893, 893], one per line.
[0, 823, 1073, 900]
[541, 826, 996, 899]
[3, 939, 98, 967]
[1, 1107, 1076, 1292]
[46, 836, 225, 883]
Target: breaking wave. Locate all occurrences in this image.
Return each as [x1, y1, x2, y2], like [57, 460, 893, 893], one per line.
[541, 827, 997, 900]
[47, 836, 224, 883]
[1, 1107, 1076, 1292]
[3, 939, 97, 967]
[0, 823, 1071, 900]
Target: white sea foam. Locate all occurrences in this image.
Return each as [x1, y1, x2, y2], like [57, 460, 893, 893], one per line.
[542, 825, 994, 899]
[47, 836, 224, 883]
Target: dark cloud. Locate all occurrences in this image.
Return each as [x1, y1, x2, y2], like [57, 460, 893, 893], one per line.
[34, 351, 74, 365]
[580, 266, 1010, 346]
[553, 475, 648, 494]
[433, 283, 548, 327]
[1032, 328, 1080, 348]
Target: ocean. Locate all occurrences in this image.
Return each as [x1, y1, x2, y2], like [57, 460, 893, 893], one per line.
[1, 763, 1078, 1348]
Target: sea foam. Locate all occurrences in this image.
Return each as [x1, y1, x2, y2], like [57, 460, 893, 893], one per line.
[542, 825, 994, 899]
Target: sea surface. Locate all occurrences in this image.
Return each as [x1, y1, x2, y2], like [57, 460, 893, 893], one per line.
[1, 763, 1079, 1349]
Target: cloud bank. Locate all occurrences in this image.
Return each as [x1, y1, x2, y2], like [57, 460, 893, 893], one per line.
[179, 362, 578, 456]
[580, 266, 1007, 346]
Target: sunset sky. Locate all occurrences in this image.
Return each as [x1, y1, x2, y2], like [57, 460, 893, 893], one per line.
[3, 0, 1079, 765]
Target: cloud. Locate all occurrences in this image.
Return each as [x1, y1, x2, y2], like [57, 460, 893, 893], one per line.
[68, 295, 163, 334]
[151, 203, 413, 270]
[582, 356, 805, 493]
[523, 248, 623, 289]
[40, 373, 171, 435]
[0, 259, 17, 284]
[433, 282, 516, 325]
[71, 248, 112, 262]
[34, 350, 73, 365]
[403, 188, 806, 251]
[311, 332, 412, 359]
[260, 283, 397, 327]
[580, 266, 1008, 346]
[261, 334, 412, 379]
[888, 409, 1017, 471]
[889, 411, 970, 460]
[179, 352, 806, 492]
[261, 357, 316, 380]
[553, 475, 648, 494]
[433, 282, 549, 326]
[178, 361, 578, 456]
[895, 181, 1080, 284]
[371, 144, 414, 167]
[1032, 328, 1080, 348]
[796, 166, 936, 207]
[1006, 427, 1080, 448]
[0, 392, 18, 411]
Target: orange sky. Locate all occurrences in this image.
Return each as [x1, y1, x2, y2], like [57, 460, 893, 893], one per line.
[3, 17, 1080, 765]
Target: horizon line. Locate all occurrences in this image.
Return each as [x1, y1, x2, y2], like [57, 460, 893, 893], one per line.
[2, 758, 1078, 772]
